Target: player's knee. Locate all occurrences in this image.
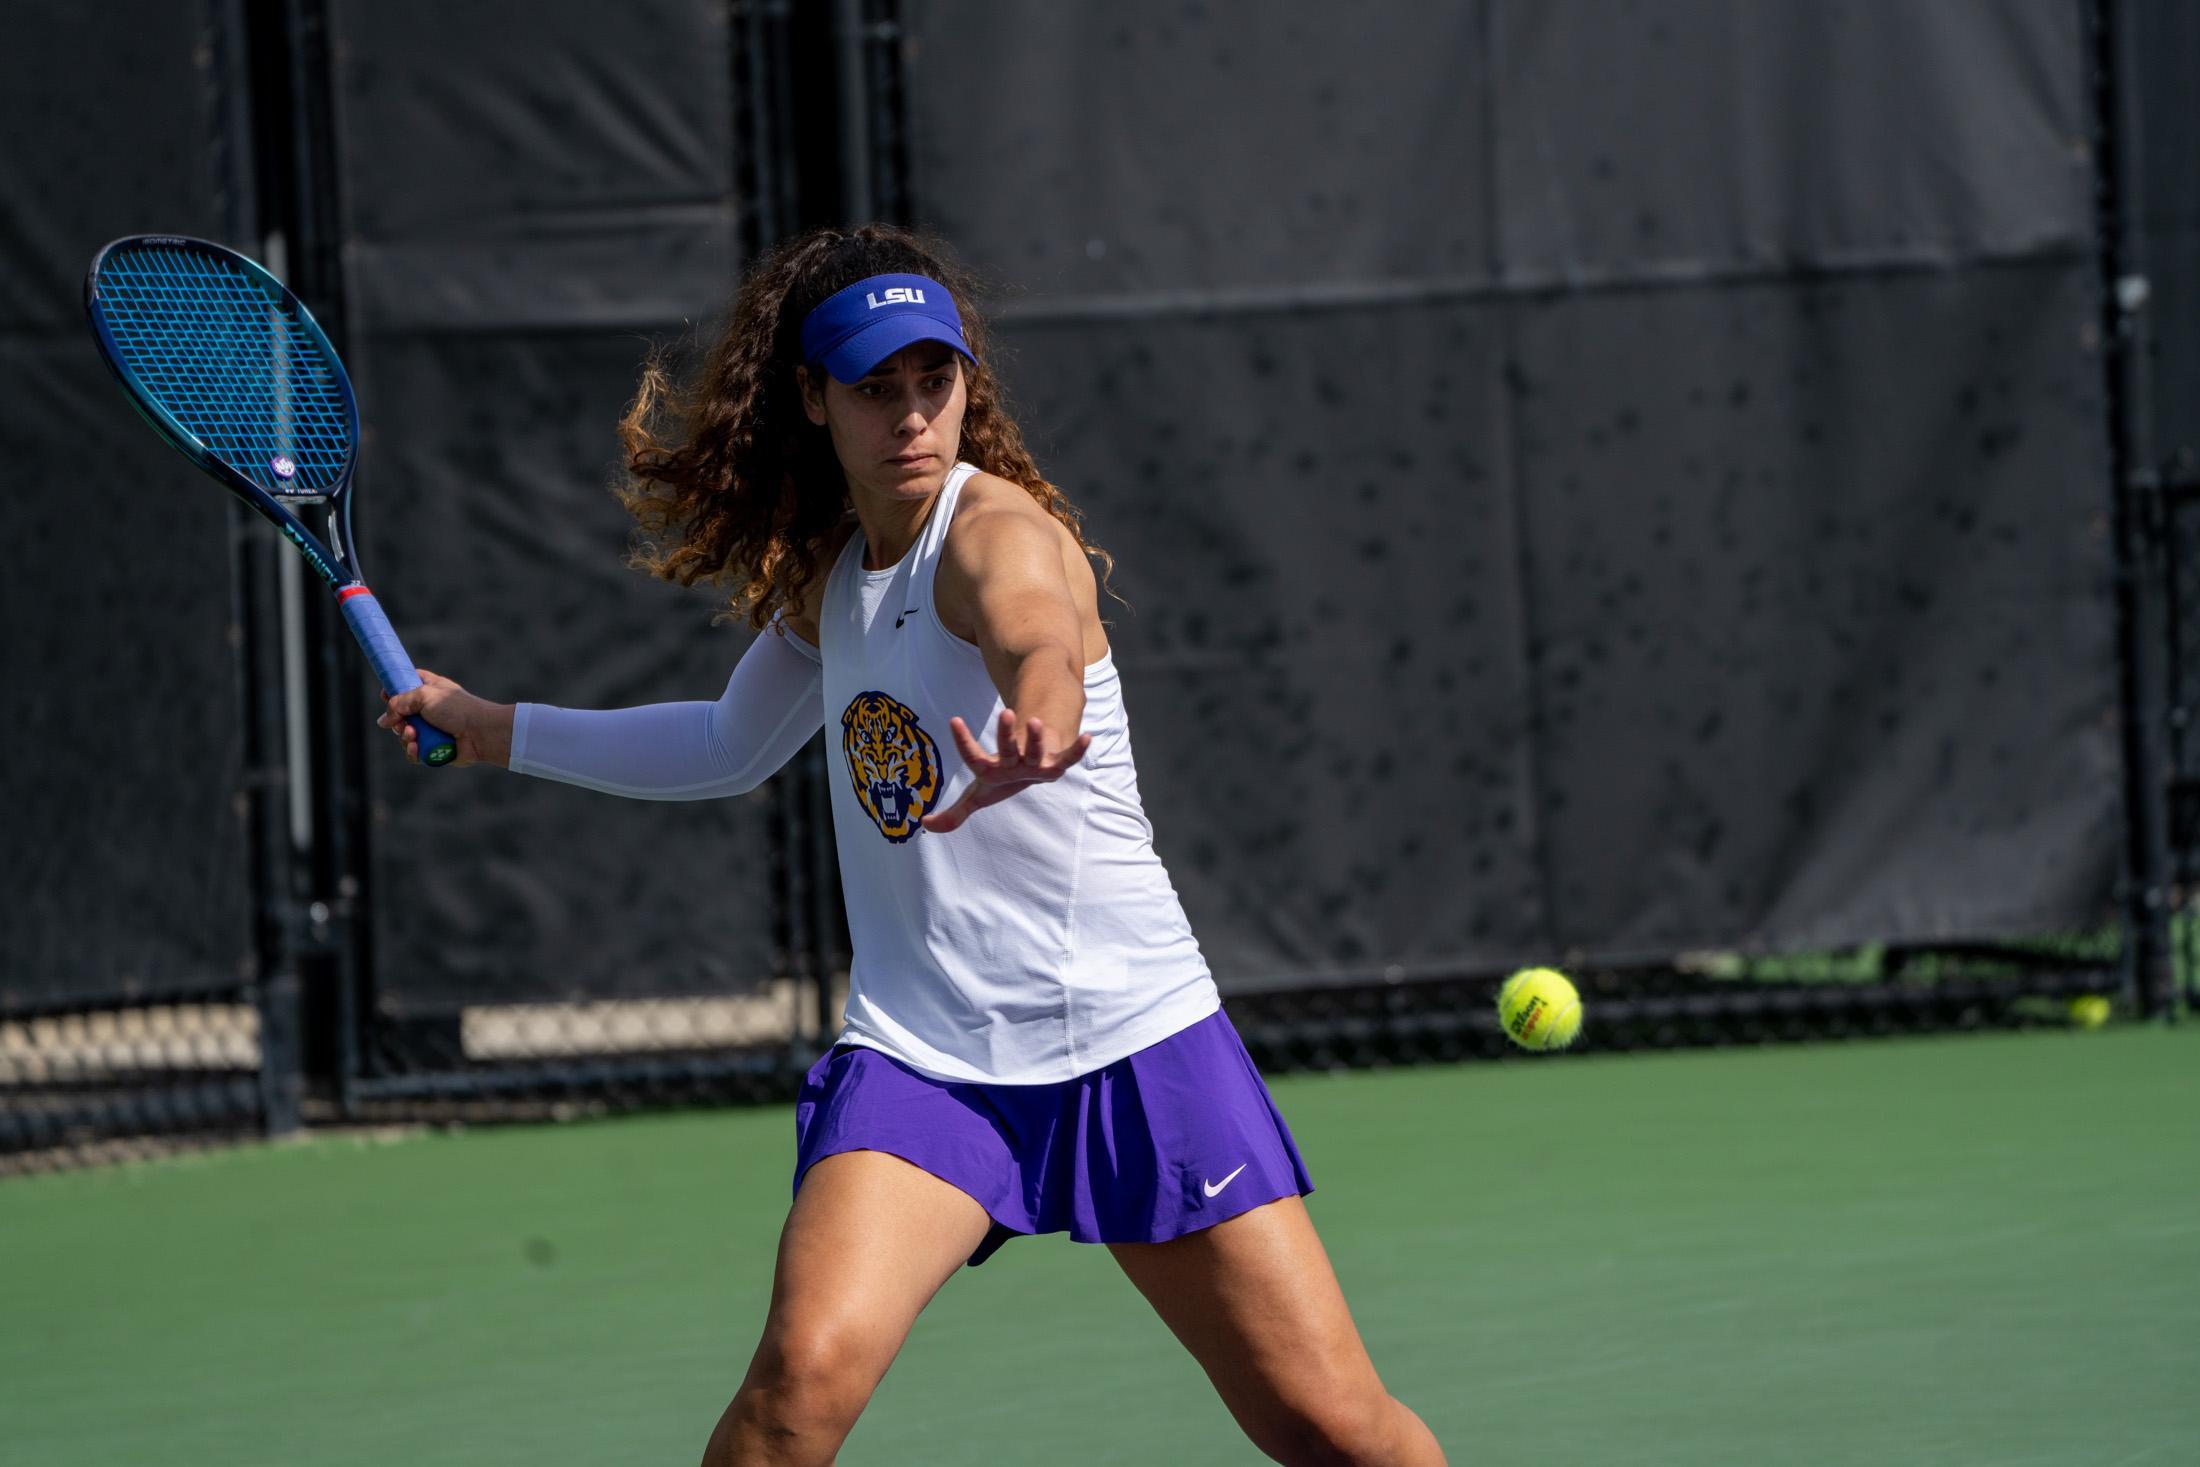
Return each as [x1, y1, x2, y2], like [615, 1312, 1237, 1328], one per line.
[738, 1326, 877, 1441]
[1263, 1388, 1401, 1467]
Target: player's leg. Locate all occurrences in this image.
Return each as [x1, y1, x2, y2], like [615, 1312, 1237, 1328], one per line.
[1108, 1195, 1445, 1467]
[702, 1148, 994, 1467]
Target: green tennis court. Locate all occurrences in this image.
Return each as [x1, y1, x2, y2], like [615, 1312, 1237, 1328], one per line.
[6, 1026, 2192, 1465]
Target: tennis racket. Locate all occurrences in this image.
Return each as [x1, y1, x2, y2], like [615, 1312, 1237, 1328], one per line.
[84, 233, 456, 766]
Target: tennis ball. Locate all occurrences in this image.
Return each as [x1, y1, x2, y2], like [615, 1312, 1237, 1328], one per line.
[2067, 995, 2111, 1030]
[1498, 967, 1583, 1052]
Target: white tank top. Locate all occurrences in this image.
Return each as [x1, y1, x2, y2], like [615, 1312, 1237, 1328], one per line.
[819, 462, 1220, 1083]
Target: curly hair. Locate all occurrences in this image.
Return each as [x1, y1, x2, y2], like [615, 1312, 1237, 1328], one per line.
[617, 224, 1115, 631]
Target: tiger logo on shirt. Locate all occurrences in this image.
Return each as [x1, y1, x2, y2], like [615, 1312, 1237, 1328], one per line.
[840, 690, 942, 842]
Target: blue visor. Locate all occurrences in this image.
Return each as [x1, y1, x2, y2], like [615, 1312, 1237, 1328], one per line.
[799, 273, 974, 383]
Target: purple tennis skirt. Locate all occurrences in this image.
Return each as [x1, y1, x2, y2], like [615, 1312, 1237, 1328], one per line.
[793, 1005, 1315, 1266]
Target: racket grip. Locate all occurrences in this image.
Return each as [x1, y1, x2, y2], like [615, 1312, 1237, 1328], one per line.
[337, 586, 458, 768]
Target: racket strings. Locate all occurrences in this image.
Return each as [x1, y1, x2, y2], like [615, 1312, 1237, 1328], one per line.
[95, 244, 353, 496]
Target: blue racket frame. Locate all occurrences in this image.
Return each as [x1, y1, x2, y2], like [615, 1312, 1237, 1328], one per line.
[84, 233, 456, 767]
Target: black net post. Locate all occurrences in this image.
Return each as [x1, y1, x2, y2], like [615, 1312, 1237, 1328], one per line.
[2092, 0, 2180, 1020]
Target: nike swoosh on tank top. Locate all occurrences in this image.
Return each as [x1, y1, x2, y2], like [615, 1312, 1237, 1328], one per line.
[819, 461, 1221, 1083]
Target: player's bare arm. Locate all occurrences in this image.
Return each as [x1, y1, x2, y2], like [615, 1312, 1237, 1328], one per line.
[921, 488, 1095, 833]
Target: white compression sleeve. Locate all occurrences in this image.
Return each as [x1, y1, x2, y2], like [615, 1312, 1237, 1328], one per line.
[509, 621, 824, 800]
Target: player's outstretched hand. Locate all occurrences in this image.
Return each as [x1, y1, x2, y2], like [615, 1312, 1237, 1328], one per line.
[920, 709, 1093, 834]
[377, 670, 515, 768]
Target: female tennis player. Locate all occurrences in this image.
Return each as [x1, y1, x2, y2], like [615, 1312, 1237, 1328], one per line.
[379, 225, 1446, 1466]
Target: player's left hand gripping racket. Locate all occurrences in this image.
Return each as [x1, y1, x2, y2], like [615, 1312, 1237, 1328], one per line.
[85, 234, 456, 766]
